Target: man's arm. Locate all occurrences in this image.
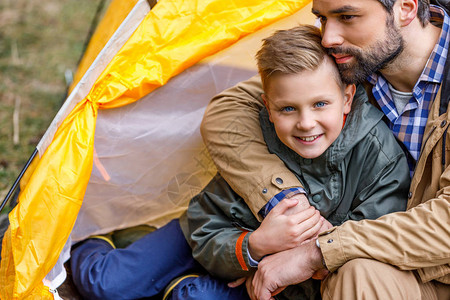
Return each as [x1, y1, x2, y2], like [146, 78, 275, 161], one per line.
[319, 196, 450, 279]
[201, 75, 302, 218]
[251, 179, 450, 297]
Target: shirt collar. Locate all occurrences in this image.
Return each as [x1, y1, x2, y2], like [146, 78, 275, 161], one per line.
[368, 5, 450, 93]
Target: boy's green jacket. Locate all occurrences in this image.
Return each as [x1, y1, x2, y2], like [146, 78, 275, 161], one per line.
[179, 86, 410, 299]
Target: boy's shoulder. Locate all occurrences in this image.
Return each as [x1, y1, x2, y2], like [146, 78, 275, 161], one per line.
[347, 98, 404, 158]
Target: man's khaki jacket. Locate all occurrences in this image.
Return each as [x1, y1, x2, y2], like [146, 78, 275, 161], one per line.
[201, 75, 450, 284]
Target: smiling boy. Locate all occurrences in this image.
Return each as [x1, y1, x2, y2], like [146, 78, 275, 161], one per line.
[180, 25, 409, 299]
[261, 54, 353, 160]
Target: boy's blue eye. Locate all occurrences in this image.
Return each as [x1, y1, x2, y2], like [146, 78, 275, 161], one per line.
[315, 102, 326, 108]
[282, 106, 295, 112]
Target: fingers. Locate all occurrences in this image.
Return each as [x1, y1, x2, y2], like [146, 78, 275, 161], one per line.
[253, 266, 279, 300]
[271, 286, 287, 297]
[228, 277, 246, 288]
[292, 206, 319, 225]
[269, 197, 299, 216]
[285, 194, 310, 215]
[245, 275, 257, 300]
[296, 211, 324, 241]
[322, 218, 334, 231]
[312, 268, 329, 280]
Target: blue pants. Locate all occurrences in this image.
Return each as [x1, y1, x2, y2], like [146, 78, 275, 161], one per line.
[169, 274, 249, 300]
[70, 219, 249, 300]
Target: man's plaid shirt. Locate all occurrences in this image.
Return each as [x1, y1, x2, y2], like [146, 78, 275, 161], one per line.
[368, 5, 450, 175]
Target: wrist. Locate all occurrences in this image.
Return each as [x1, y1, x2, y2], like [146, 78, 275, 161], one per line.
[248, 231, 266, 261]
[316, 238, 328, 270]
[311, 239, 326, 271]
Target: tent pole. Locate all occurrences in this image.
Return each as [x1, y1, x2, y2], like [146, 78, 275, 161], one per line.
[147, 0, 158, 8]
[0, 149, 38, 214]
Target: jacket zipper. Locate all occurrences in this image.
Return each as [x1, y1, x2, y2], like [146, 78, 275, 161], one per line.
[442, 125, 449, 170]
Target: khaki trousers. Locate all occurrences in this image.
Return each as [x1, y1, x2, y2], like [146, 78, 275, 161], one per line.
[321, 259, 450, 300]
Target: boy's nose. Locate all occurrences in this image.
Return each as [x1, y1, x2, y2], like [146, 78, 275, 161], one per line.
[296, 115, 316, 131]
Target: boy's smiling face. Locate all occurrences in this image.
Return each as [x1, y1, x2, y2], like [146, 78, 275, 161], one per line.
[263, 57, 355, 159]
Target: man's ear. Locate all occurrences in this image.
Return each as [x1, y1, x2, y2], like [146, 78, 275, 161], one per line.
[343, 84, 356, 115]
[261, 94, 273, 123]
[396, 0, 418, 27]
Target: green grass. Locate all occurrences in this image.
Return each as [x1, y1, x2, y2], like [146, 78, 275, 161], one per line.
[0, 0, 109, 212]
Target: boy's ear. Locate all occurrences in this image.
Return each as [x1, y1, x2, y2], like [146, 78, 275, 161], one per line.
[261, 94, 273, 123]
[343, 84, 356, 115]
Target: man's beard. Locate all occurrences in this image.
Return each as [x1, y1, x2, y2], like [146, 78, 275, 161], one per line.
[328, 15, 404, 84]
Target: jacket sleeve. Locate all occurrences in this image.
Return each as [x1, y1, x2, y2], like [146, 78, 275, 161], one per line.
[319, 197, 450, 283]
[200, 75, 303, 218]
[319, 123, 450, 284]
[179, 174, 261, 281]
[340, 123, 410, 223]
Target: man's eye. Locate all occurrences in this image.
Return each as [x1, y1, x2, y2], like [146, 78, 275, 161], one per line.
[317, 16, 326, 24]
[340, 15, 355, 21]
[315, 102, 326, 108]
[282, 106, 295, 112]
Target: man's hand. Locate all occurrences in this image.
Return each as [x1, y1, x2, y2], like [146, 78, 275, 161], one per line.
[249, 197, 323, 260]
[228, 275, 257, 300]
[284, 193, 311, 215]
[252, 240, 325, 300]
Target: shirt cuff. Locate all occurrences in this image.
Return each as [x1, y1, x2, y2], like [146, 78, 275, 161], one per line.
[247, 248, 259, 267]
[259, 187, 306, 218]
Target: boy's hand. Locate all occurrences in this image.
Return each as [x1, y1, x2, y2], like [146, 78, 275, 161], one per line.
[289, 193, 333, 245]
[319, 218, 333, 233]
[249, 197, 323, 260]
[302, 216, 333, 245]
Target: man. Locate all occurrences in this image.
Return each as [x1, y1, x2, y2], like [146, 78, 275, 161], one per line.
[201, 0, 450, 299]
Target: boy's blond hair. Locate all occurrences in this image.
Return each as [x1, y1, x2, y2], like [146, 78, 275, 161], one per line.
[256, 25, 342, 92]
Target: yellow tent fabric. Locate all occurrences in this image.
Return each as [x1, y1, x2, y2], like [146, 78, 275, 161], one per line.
[69, 0, 141, 93]
[0, 0, 311, 298]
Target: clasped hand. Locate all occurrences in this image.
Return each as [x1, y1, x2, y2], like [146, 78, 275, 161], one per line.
[231, 194, 332, 299]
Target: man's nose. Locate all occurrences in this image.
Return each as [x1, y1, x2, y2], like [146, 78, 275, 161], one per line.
[321, 21, 344, 49]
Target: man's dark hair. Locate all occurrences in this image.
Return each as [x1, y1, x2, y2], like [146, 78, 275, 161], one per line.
[378, 0, 430, 26]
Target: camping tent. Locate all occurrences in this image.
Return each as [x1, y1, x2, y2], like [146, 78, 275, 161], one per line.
[0, 0, 316, 298]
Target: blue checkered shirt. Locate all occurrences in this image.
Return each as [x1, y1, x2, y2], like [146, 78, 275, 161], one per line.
[368, 5, 450, 175]
[259, 187, 305, 218]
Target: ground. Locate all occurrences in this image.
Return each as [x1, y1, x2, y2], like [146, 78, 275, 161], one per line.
[0, 1, 111, 296]
[0, 0, 108, 213]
